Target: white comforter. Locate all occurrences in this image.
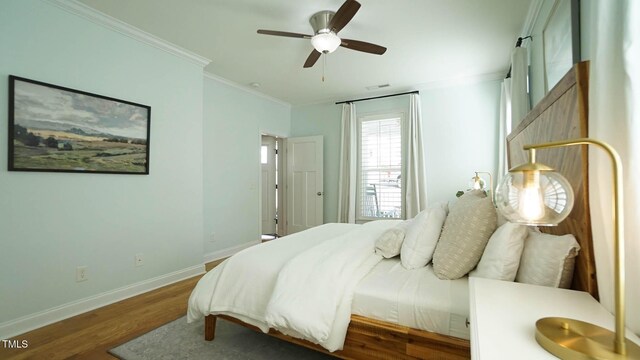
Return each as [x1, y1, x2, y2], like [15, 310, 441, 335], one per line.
[187, 220, 399, 352]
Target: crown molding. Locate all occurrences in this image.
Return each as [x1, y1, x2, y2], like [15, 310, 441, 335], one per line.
[42, 0, 211, 67]
[203, 72, 291, 108]
[296, 71, 506, 107]
[413, 71, 505, 91]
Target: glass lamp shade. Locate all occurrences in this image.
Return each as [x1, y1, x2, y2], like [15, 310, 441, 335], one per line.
[469, 176, 486, 191]
[495, 169, 574, 226]
[311, 32, 341, 53]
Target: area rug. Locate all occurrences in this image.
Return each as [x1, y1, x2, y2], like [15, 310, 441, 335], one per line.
[109, 316, 334, 359]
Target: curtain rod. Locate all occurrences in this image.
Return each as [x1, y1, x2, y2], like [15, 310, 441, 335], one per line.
[515, 36, 532, 47]
[335, 90, 419, 105]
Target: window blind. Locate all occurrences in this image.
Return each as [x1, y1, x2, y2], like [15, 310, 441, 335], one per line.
[359, 116, 402, 219]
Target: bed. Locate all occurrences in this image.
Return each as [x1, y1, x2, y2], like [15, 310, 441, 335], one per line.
[188, 61, 594, 359]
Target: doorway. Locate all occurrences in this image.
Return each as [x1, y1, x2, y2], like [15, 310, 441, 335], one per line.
[260, 134, 324, 239]
[261, 135, 278, 239]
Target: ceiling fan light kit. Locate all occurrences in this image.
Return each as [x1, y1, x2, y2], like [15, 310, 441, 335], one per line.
[257, 0, 386, 68]
[311, 31, 341, 53]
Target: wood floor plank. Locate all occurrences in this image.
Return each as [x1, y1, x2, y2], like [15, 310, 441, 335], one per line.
[0, 259, 226, 360]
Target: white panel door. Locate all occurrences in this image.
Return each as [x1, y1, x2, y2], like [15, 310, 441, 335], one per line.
[286, 136, 323, 234]
[261, 136, 276, 235]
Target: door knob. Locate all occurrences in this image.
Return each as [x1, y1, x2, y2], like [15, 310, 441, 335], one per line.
[317, 192, 323, 196]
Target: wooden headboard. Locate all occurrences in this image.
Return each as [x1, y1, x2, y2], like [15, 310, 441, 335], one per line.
[507, 61, 597, 298]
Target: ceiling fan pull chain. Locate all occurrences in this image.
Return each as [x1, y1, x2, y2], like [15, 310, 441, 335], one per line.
[322, 54, 326, 82]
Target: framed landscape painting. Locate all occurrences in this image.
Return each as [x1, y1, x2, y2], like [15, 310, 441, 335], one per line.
[8, 75, 151, 174]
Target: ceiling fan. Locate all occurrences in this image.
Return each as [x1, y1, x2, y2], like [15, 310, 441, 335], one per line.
[257, 0, 387, 68]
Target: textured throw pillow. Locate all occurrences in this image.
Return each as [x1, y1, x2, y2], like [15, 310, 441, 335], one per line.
[375, 220, 411, 258]
[516, 231, 580, 288]
[400, 206, 447, 269]
[432, 190, 497, 280]
[469, 222, 528, 281]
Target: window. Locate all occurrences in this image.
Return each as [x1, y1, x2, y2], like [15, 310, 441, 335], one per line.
[260, 145, 268, 164]
[357, 113, 403, 220]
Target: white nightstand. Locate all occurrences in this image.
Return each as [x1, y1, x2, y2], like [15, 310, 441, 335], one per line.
[469, 277, 640, 359]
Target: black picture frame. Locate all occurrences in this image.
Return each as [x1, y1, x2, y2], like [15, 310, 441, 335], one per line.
[8, 75, 151, 174]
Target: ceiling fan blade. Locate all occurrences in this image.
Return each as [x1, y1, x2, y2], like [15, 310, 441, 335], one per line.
[303, 50, 321, 68]
[257, 30, 311, 39]
[340, 39, 387, 55]
[329, 0, 361, 33]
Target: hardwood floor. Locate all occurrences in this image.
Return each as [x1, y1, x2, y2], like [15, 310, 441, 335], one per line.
[0, 259, 225, 360]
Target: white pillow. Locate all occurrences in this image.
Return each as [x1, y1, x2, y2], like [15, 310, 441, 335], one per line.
[516, 231, 581, 288]
[470, 222, 528, 281]
[400, 206, 447, 270]
[375, 220, 411, 258]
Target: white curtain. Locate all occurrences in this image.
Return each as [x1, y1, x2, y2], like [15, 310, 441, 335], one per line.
[510, 46, 530, 129]
[337, 103, 357, 223]
[403, 94, 428, 218]
[589, 0, 640, 335]
[498, 47, 529, 182]
[498, 79, 512, 181]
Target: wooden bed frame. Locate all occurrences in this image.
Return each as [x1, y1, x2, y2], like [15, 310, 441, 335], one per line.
[204, 61, 596, 359]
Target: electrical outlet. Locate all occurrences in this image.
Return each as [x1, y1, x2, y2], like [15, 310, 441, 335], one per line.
[135, 253, 144, 267]
[76, 266, 88, 282]
[210, 233, 216, 243]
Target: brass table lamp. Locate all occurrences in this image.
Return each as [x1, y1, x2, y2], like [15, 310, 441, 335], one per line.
[495, 138, 640, 359]
[470, 171, 493, 204]
[470, 171, 493, 191]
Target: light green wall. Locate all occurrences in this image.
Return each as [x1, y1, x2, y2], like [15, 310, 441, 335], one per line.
[290, 102, 342, 222]
[421, 81, 501, 204]
[203, 77, 291, 253]
[291, 80, 501, 222]
[0, 0, 204, 323]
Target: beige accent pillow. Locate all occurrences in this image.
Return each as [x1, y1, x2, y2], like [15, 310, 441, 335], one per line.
[516, 231, 580, 288]
[469, 222, 528, 281]
[432, 190, 497, 280]
[375, 220, 411, 258]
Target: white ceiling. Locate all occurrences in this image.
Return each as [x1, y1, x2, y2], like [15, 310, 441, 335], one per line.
[76, 0, 533, 105]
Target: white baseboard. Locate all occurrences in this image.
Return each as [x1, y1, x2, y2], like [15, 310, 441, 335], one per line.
[0, 264, 205, 340]
[204, 240, 261, 263]
[1, 241, 261, 339]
